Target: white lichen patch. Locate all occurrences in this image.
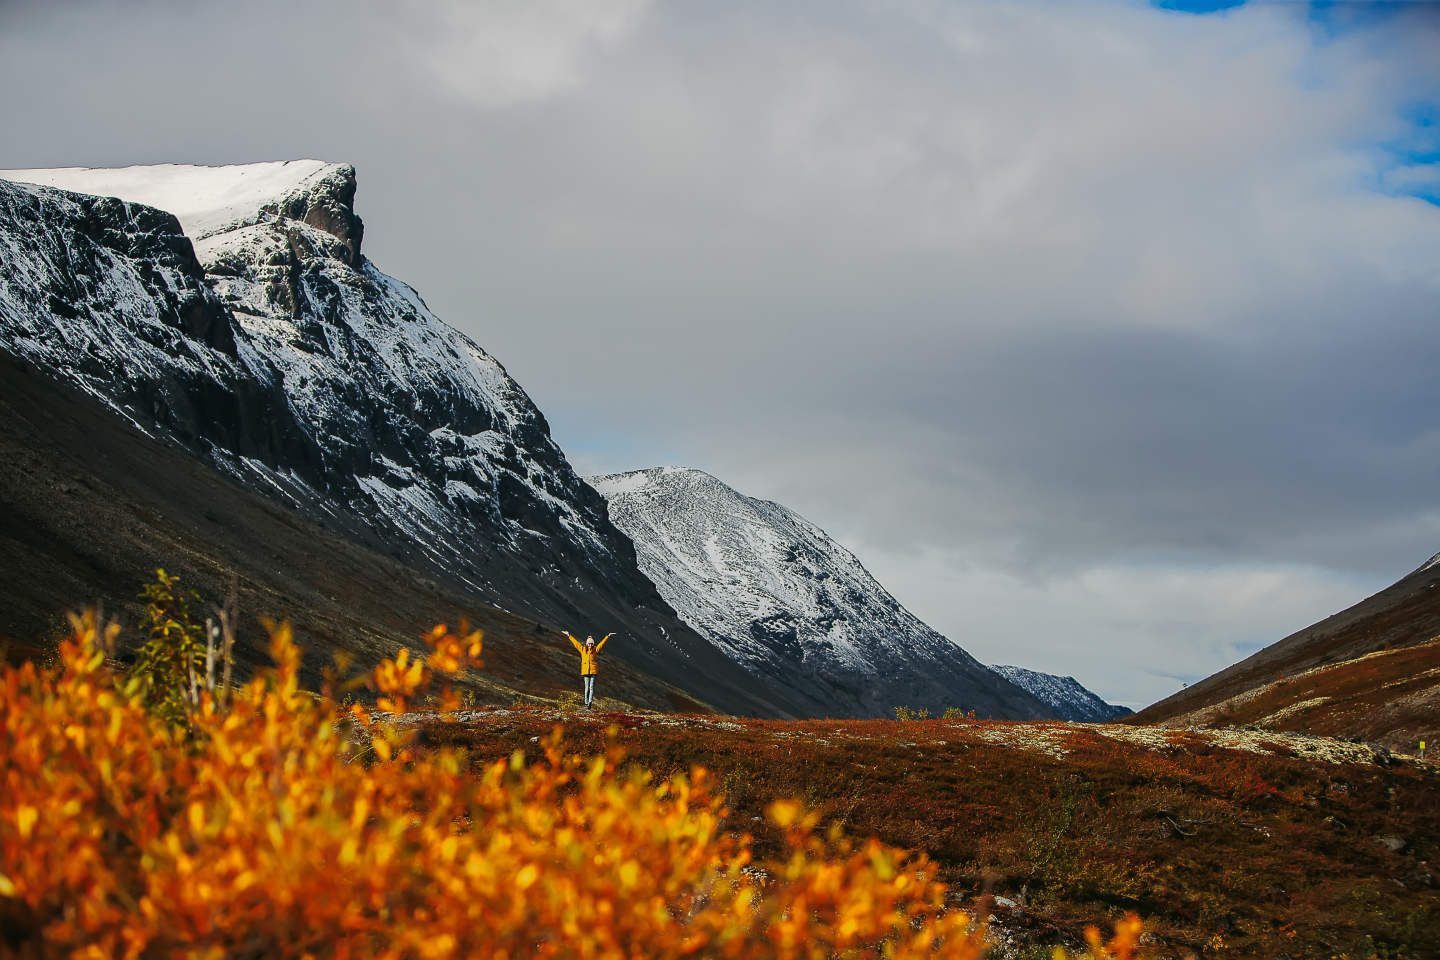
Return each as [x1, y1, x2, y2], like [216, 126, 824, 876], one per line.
[1090, 723, 1385, 765]
[1260, 696, 1330, 725]
[962, 724, 1071, 759]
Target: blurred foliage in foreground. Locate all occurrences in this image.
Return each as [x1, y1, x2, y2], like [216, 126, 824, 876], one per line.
[0, 592, 1142, 957]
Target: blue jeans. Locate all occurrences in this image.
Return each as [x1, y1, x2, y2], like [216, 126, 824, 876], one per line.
[583, 674, 595, 706]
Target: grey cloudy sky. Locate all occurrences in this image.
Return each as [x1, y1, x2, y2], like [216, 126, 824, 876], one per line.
[4, 0, 1439, 706]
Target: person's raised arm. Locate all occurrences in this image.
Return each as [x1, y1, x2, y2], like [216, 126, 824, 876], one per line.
[567, 632, 584, 652]
[596, 633, 614, 652]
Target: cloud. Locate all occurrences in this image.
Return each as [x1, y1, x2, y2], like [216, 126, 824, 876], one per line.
[373, 0, 655, 107]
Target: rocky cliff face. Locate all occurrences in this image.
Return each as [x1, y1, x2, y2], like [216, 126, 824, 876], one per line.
[0, 177, 289, 456]
[589, 467, 1056, 720]
[0, 163, 798, 718]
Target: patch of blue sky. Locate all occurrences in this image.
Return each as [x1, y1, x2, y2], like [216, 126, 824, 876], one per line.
[1149, 1, 1440, 207]
[1303, 2, 1423, 42]
[1151, 1, 1424, 31]
[1151, 0, 1247, 13]
[1376, 102, 1440, 206]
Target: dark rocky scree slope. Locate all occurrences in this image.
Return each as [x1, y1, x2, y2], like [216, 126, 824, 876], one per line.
[0, 167, 801, 718]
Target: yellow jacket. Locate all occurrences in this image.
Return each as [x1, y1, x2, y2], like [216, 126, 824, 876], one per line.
[569, 633, 611, 675]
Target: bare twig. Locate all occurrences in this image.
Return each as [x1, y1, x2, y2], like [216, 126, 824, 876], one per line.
[205, 618, 218, 693]
[211, 576, 238, 711]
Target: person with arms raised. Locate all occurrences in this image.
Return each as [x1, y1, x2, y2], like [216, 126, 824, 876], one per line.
[566, 631, 614, 709]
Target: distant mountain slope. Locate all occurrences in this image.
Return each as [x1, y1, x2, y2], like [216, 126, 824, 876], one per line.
[988, 665, 1132, 722]
[1128, 553, 1440, 751]
[0, 162, 799, 718]
[589, 467, 1055, 720]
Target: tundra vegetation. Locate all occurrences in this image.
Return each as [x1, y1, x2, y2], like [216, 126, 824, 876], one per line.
[0, 574, 1147, 959]
[428, 709, 1440, 954]
[2, 573, 1435, 957]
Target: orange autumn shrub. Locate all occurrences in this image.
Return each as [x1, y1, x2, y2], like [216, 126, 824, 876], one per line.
[0, 610, 1143, 959]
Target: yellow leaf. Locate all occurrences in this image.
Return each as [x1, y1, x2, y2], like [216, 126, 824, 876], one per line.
[768, 800, 801, 828]
[15, 805, 37, 840]
[619, 860, 640, 888]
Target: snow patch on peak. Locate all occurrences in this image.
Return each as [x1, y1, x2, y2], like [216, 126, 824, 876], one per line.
[0, 161, 344, 240]
[589, 470, 653, 496]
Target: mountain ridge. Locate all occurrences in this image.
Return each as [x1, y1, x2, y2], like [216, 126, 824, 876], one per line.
[589, 466, 1056, 720]
[988, 664, 1133, 722]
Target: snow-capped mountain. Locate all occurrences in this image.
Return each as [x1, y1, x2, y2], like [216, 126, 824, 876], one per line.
[0, 162, 591, 564]
[987, 665, 1132, 722]
[0, 162, 797, 718]
[589, 467, 1056, 720]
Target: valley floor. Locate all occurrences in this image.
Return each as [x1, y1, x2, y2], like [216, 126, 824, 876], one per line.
[401, 708, 1439, 958]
